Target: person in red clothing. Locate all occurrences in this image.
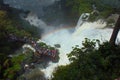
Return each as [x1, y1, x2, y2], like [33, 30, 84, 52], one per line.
[51, 50, 57, 58]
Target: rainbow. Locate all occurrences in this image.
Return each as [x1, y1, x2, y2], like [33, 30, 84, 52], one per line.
[42, 25, 75, 39]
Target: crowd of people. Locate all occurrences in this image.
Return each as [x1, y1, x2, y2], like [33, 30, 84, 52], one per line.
[9, 34, 58, 58]
[31, 41, 57, 58]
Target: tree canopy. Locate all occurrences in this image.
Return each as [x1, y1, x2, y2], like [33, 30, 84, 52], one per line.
[52, 39, 120, 80]
[65, 0, 116, 21]
[0, 8, 39, 79]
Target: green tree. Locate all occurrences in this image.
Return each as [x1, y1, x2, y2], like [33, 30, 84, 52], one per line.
[52, 39, 120, 80]
[65, 0, 114, 21]
[3, 54, 25, 80]
[0, 10, 31, 54]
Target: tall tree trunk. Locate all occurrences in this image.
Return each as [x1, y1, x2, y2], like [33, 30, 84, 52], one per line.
[110, 15, 120, 45]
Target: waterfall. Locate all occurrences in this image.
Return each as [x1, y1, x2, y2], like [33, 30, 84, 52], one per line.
[22, 12, 120, 79]
[25, 12, 70, 36]
[75, 13, 90, 30]
[4, 0, 120, 79]
[40, 17, 120, 79]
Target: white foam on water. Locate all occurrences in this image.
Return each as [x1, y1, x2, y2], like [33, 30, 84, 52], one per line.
[75, 13, 90, 30]
[4, 0, 120, 79]
[25, 12, 65, 36]
[40, 21, 120, 78]
[24, 13, 120, 79]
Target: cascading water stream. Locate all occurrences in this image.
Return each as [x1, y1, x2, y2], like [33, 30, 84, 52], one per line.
[39, 17, 120, 79]
[25, 12, 60, 35]
[3, 0, 120, 79]
[75, 13, 90, 30]
[22, 12, 120, 79]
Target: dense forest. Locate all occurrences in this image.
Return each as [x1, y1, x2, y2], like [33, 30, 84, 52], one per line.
[0, 1, 41, 79]
[63, 0, 120, 21]
[0, 0, 120, 80]
[52, 39, 120, 80]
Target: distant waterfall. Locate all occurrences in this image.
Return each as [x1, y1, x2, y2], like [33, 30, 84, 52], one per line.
[75, 13, 90, 30]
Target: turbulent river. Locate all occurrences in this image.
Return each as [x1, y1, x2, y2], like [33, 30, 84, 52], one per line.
[40, 21, 120, 78]
[4, 0, 120, 79]
[24, 13, 120, 79]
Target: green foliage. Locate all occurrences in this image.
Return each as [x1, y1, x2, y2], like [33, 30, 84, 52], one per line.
[98, 5, 113, 18]
[0, 9, 40, 65]
[65, 0, 114, 21]
[38, 42, 55, 50]
[89, 5, 113, 21]
[52, 38, 120, 80]
[11, 54, 25, 64]
[3, 54, 26, 79]
[0, 10, 32, 55]
[13, 18, 40, 37]
[0, 5, 40, 80]
[0, 10, 31, 37]
[66, 0, 92, 15]
[38, 42, 48, 48]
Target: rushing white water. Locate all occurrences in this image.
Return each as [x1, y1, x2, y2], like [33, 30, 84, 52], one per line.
[24, 13, 120, 79]
[40, 21, 120, 78]
[76, 13, 90, 30]
[4, 0, 120, 79]
[25, 15, 120, 79]
[25, 12, 69, 36]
